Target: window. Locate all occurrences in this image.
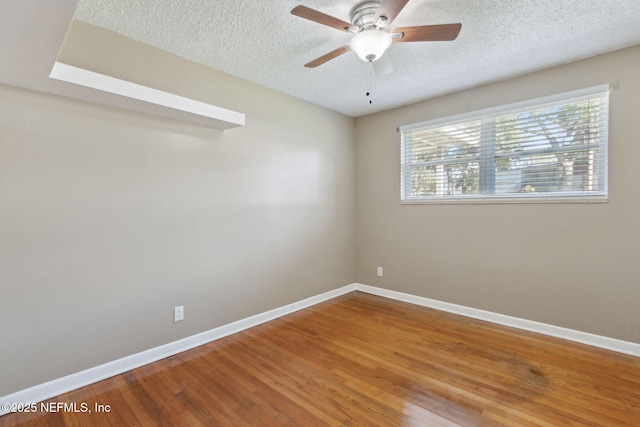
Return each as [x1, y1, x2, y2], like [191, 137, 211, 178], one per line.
[400, 85, 609, 203]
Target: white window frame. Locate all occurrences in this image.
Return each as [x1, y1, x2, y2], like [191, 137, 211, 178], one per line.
[400, 85, 610, 204]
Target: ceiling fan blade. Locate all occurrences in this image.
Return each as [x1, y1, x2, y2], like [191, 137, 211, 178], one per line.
[372, 53, 394, 77]
[392, 23, 462, 42]
[374, 0, 410, 27]
[291, 5, 358, 33]
[304, 46, 350, 68]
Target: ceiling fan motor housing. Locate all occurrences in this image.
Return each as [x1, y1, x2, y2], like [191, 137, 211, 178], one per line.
[350, 0, 383, 29]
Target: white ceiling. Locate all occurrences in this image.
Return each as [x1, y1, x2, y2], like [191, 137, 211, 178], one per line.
[73, 0, 640, 117]
[1, 1, 639, 120]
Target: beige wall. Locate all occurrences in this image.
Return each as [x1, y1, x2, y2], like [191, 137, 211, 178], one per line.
[355, 44, 640, 344]
[0, 29, 355, 395]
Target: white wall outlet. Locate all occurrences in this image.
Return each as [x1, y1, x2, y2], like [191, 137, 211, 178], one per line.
[174, 305, 184, 322]
[377, 266, 383, 277]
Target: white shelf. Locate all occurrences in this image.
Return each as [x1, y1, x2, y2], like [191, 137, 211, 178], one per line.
[50, 62, 245, 130]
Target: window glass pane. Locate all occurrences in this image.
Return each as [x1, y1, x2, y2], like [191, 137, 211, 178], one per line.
[410, 166, 435, 197]
[407, 121, 481, 163]
[496, 153, 565, 194]
[443, 162, 479, 195]
[409, 162, 479, 197]
[496, 149, 604, 194]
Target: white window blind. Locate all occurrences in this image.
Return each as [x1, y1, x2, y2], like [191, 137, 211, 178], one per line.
[400, 86, 609, 203]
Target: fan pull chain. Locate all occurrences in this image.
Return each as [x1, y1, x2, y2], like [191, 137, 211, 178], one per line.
[366, 71, 373, 105]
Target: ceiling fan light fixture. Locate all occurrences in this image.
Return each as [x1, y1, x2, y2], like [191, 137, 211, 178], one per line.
[350, 29, 392, 62]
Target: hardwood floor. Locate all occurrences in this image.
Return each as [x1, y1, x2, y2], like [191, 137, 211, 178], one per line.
[2, 291, 640, 426]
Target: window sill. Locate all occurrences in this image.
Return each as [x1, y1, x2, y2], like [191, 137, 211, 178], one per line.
[401, 195, 608, 205]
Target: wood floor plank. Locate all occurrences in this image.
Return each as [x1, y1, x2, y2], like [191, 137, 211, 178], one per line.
[2, 291, 640, 426]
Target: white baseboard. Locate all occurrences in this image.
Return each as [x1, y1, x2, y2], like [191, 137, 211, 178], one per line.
[354, 283, 640, 358]
[0, 284, 356, 416]
[3, 282, 639, 417]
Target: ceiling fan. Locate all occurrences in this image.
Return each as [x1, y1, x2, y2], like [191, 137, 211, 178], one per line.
[291, 0, 461, 76]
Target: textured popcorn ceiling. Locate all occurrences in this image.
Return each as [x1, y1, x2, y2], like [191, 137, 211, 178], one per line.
[75, 0, 640, 117]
